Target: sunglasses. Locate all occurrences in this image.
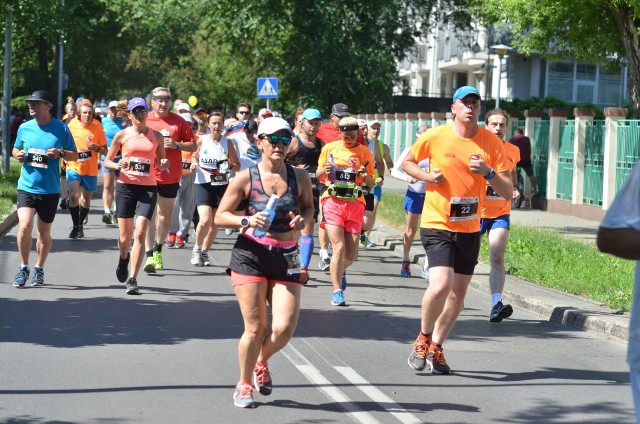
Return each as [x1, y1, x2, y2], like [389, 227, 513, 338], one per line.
[131, 108, 148, 115]
[237, 110, 250, 115]
[264, 134, 292, 146]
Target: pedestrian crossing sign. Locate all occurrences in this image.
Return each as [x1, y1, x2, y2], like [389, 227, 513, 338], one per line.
[257, 78, 278, 99]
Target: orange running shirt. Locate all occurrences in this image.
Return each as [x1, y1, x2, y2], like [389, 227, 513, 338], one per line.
[66, 119, 107, 176]
[318, 142, 375, 206]
[146, 112, 195, 184]
[117, 130, 158, 186]
[410, 123, 509, 233]
[480, 141, 520, 219]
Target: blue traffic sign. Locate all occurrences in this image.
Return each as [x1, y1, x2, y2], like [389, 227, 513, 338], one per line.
[257, 78, 278, 99]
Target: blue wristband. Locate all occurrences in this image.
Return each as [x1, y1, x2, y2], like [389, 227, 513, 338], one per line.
[484, 168, 496, 180]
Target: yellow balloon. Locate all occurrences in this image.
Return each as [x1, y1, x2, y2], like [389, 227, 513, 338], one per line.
[188, 96, 198, 107]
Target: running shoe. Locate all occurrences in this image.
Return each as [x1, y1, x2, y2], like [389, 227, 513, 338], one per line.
[68, 226, 81, 239]
[77, 226, 84, 239]
[190, 249, 203, 266]
[225, 228, 235, 236]
[408, 338, 429, 371]
[116, 255, 129, 283]
[202, 251, 211, 267]
[331, 290, 346, 306]
[400, 260, 411, 277]
[341, 272, 347, 291]
[102, 212, 112, 225]
[31, 267, 44, 286]
[175, 235, 185, 248]
[252, 363, 272, 395]
[359, 233, 367, 248]
[421, 263, 430, 282]
[125, 278, 140, 295]
[165, 233, 176, 248]
[153, 251, 163, 271]
[489, 301, 513, 323]
[367, 240, 375, 248]
[13, 268, 29, 288]
[83, 215, 89, 225]
[427, 345, 451, 374]
[299, 268, 309, 285]
[143, 256, 156, 273]
[318, 256, 330, 271]
[233, 383, 255, 408]
[59, 198, 69, 210]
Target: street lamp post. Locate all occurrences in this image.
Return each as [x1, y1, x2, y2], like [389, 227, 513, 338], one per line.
[490, 44, 512, 109]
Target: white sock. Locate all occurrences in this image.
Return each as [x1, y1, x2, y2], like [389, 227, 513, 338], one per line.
[104, 208, 111, 214]
[320, 249, 329, 259]
[194, 244, 202, 251]
[491, 293, 502, 307]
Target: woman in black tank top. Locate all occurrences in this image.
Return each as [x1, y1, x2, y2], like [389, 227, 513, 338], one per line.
[214, 117, 314, 408]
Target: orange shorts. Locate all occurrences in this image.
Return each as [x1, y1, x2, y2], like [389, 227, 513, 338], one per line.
[230, 271, 298, 287]
[320, 197, 365, 234]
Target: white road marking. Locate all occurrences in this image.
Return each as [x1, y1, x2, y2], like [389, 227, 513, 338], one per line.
[335, 366, 423, 424]
[283, 344, 380, 424]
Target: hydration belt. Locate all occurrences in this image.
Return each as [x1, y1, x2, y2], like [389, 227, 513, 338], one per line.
[327, 184, 363, 198]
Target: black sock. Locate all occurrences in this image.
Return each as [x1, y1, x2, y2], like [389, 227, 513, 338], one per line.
[120, 253, 130, 263]
[146, 250, 153, 258]
[79, 206, 89, 224]
[153, 242, 162, 253]
[70, 206, 80, 227]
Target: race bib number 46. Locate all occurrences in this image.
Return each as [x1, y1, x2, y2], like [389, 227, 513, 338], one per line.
[27, 148, 48, 168]
[449, 196, 478, 222]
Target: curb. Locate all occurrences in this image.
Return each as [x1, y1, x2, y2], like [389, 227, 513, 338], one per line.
[368, 225, 629, 343]
[0, 210, 18, 237]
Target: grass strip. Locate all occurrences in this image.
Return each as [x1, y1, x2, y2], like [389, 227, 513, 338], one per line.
[377, 191, 634, 312]
[0, 160, 20, 220]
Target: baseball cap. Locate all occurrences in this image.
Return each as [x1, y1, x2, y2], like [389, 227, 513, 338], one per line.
[127, 97, 148, 111]
[95, 107, 103, 115]
[259, 108, 273, 118]
[368, 119, 381, 127]
[357, 119, 367, 127]
[108, 100, 118, 109]
[452, 86, 481, 103]
[25, 90, 53, 104]
[195, 107, 208, 115]
[180, 112, 193, 123]
[177, 103, 190, 112]
[301, 108, 322, 121]
[331, 103, 350, 117]
[257, 117, 294, 137]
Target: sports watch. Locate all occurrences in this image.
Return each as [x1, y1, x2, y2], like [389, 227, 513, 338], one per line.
[240, 216, 250, 228]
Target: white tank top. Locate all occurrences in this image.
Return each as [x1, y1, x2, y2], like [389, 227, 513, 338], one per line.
[195, 135, 231, 185]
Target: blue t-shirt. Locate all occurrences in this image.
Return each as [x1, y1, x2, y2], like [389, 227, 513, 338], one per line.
[101, 116, 126, 148]
[15, 118, 77, 194]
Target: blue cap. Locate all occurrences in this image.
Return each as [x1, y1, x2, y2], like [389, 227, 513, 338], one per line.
[452, 86, 481, 103]
[127, 97, 148, 111]
[301, 108, 322, 121]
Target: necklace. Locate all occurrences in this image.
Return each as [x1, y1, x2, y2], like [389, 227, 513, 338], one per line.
[271, 174, 281, 193]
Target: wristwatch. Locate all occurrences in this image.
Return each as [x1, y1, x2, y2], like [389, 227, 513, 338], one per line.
[484, 168, 496, 180]
[240, 216, 250, 228]
[176, 142, 182, 150]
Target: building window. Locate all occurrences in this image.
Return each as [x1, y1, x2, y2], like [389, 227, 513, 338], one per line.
[547, 61, 574, 101]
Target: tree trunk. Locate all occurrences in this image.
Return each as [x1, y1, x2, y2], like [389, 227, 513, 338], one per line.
[607, 2, 640, 117]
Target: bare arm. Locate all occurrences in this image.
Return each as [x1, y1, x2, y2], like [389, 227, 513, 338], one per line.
[597, 227, 640, 260]
[215, 169, 252, 228]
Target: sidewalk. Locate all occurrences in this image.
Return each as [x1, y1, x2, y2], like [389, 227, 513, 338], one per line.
[371, 172, 628, 342]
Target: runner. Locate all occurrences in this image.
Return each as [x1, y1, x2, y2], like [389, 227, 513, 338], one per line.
[104, 97, 169, 295]
[480, 109, 520, 322]
[12, 90, 78, 288]
[285, 108, 323, 284]
[101, 100, 127, 225]
[190, 111, 240, 266]
[143, 87, 196, 273]
[358, 119, 385, 249]
[402, 86, 512, 374]
[214, 117, 313, 408]
[316, 116, 375, 306]
[65, 100, 108, 239]
[166, 111, 198, 249]
[390, 124, 430, 279]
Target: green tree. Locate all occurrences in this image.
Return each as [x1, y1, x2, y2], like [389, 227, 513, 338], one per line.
[471, 0, 640, 116]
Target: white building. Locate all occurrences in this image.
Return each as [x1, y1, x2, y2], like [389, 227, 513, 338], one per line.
[396, 24, 629, 109]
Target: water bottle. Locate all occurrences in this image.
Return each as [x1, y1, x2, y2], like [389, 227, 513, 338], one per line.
[328, 153, 336, 182]
[253, 194, 280, 239]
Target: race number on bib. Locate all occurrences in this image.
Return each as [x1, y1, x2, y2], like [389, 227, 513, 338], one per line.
[77, 149, 92, 162]
[209, 169, 229, 185]
[26, 148, 48, 168]
[128, 157, 151, 177]
[182, 160, 191, 170]
[449, 196, 479, 222]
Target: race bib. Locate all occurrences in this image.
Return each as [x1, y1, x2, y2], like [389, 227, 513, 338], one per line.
[449, 196, 478, 222]
[335, 167, 357, 184]
[182, 160, 191, 170]
[128, 157, 151, 177]
[209, 169, 229, 185]
[77, 149, 92, 162]
[485, 184, 504, 201]
[26, 148, 48, 168]
[283, 246, 301, 276]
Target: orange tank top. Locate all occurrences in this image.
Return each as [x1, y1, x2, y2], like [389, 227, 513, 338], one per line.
[117, 130, 158, 186]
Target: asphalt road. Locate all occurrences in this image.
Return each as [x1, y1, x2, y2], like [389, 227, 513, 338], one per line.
[0, 186, 633, 423]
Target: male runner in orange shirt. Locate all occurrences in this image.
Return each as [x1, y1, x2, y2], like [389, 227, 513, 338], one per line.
[402, 86, 513, 374]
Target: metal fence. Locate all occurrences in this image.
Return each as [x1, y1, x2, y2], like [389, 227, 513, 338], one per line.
[617, 120, 640, 191]
[533, 120, 550, 197]
[583, 120, 606, 206]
